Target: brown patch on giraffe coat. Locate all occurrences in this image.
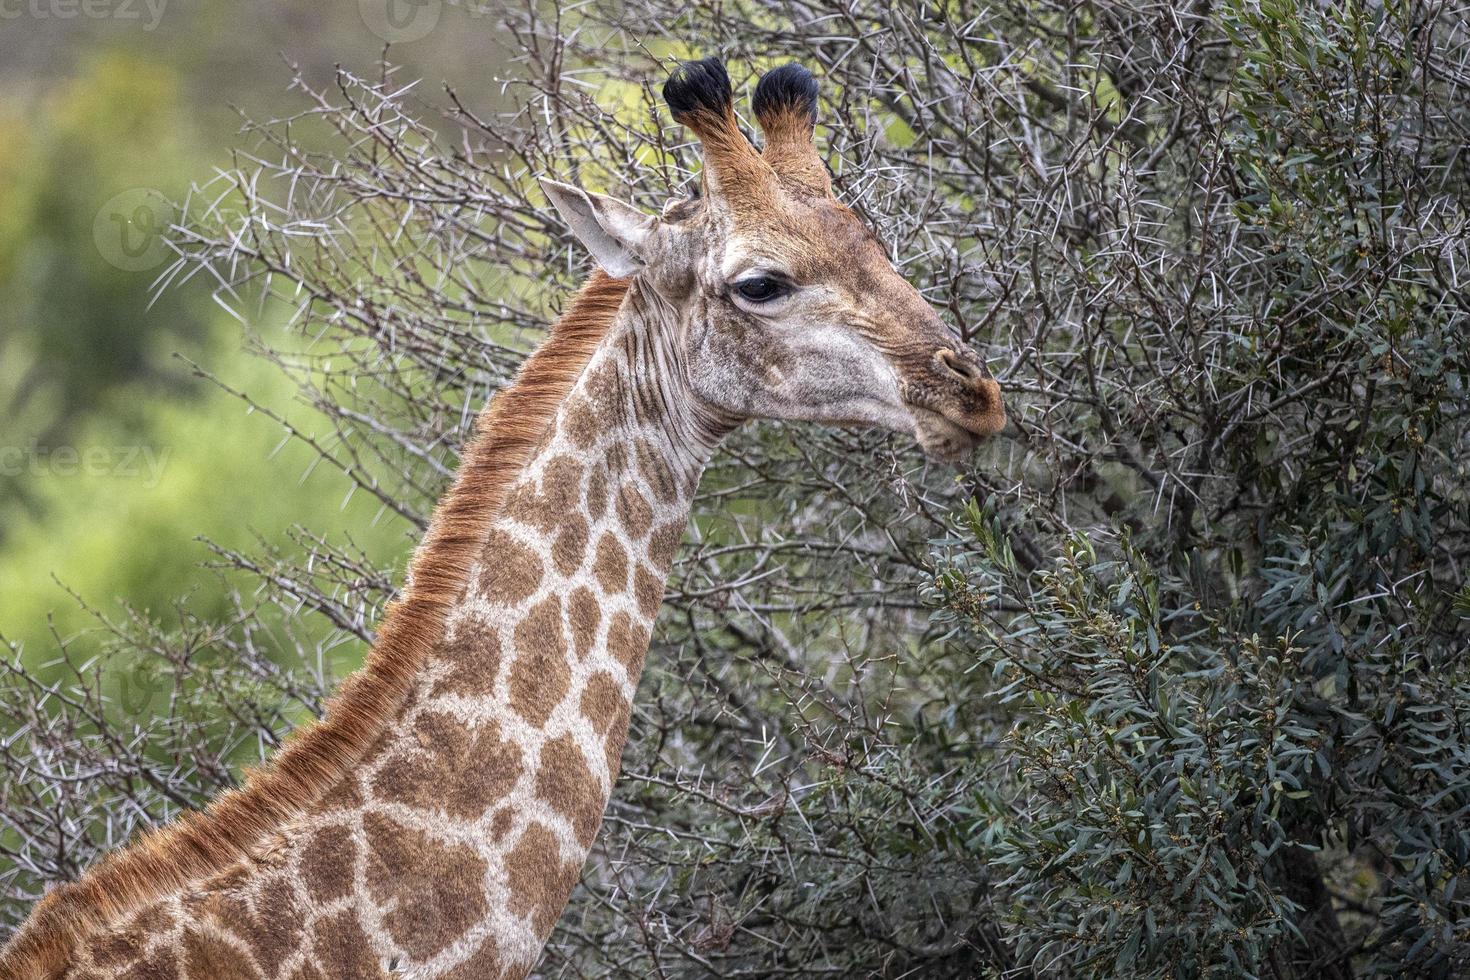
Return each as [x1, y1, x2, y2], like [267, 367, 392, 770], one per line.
[477, 529, 543, 603]
[582, 359, 623, 417]
[182, 884, 249, 929]
[504, 456, 585, 535]
[585, 465, 610, 520]
[634, 564, 664, 619]
[616, 483, 654, 539]
[434, 630, 503, 697]
[290, 964, 327, 980]
[605, 441, 631, 475]
[542, 455, 585, 506]
[552, 512, 589, 577]
[509, 595, 571, 725]
[240, 875, 304, 976]
[319, 769, 366, 809]
[568, 587, 601, 659]
[535, 735, 607, 847]
[490, 805, 515, 841]
[444, 934, 509, 980]
[432, 626, 503, 698]
[301, 824, 355, 905]
[606, 612, 650, 675]
[580, 672, 633, 775]
[182, 927, 256, 980]
[503, 823, 582, 938]
[82, 900, 172, 968]
[635, 439, 680, 504]
[83, 928, 143, 969]
[364, 813, 488, 961]
[593, 533, 630, 595]
[647, 521, 684, 572]
[561, 395, 599, 450]
[312, 909, 389, 978]
[114, 944, 178, 980]
[373, 712, 523, 819]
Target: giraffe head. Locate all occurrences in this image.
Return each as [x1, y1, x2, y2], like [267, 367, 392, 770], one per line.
[542, 58, 1006, 459]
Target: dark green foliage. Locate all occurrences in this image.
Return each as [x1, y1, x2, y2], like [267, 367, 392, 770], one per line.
[928, 1, 1470, 975]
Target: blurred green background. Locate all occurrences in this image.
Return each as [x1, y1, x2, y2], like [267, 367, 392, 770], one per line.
[0, 1, 507, 661]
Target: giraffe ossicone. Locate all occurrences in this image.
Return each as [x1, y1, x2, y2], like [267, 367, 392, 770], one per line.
[1, 57, 1006, 979]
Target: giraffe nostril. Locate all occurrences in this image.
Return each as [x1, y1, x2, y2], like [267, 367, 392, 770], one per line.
[935, 348, 987, 387]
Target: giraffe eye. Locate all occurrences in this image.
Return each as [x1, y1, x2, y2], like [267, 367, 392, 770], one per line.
[733, 276, 789, 303]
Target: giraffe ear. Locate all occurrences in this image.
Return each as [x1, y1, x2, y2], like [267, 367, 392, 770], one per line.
[540, 179, 656, 279]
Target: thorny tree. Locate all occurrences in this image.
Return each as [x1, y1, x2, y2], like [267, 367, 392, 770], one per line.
[3, 1, 1469, 978]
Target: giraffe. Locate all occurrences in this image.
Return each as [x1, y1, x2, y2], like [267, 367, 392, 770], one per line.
[0, 58, 1006, 979]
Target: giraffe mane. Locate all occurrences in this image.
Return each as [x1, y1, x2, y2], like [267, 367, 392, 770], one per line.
[0, 272, 632, 980]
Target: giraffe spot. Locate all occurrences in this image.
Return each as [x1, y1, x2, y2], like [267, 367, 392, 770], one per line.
[605, 441, 630, 475]
[85, 922, 147, 968]
[373, 713, 523, 819]
[544, 454, 584, 497]
[290, 965, 328, 980]
[647, 521, 684, 572]
[636, 439, 680, 504]
[444, 934, 509, 980]
[321, 770, 366, 809]
[185, 885, 251, 931]
[243, 875, 305, 976]
[580, 672, 632, 775]
[561, 395, 599, 450]
[364, 813, 489, 961]
[133, 904, 176, 932]
[584, 361, 624, 416]
[83, 902, 175, 969]
[615, 483, 654, 539]
[593, 533, 629, 595]
[509, 597, 571, 725]
[535, 734, 607, 847]
[490, 805, 516, 841]
[503, 480, 551, 533]
[301, 824, 355, 905]
[115, 944, 179, 980]
[312, 909, 390, 978]
[504, 456, 584, 534]
[552, 512, 589, 577]
[634, 564, 664, 619]
[477, 529, 543, 604]
[585, 465, 609, 521]
[606, 612, 650, 675]
[182, 927, 257, 980]
[568, 587, 601, 660]
[432, 626, 503, 698]
[579, 672, 627, 734]
[504, 823, 583, 938]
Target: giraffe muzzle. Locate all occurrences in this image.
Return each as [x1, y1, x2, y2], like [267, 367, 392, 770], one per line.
[900, 347, 1006, 458]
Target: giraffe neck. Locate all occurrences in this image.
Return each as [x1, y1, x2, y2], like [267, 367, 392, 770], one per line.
[307, 281, 726, 977]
